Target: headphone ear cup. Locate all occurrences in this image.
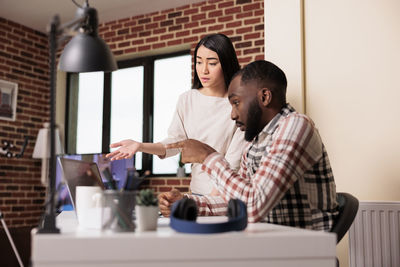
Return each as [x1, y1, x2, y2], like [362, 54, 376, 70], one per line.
[227, 199, 241, 219]
[173, 198, 198, 221]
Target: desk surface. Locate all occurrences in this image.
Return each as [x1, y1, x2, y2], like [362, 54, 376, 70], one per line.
[31, 211, 336, 267]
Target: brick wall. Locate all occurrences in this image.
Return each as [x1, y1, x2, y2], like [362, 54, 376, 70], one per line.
[0, 0, 265, 229]
[140, 177, 192, 195]
[0, 17, 49, 229]
[100, 0, 264, 66]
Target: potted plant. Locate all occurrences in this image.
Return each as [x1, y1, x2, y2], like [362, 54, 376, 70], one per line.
[135, 189, 159, 231]
[177, 153, 186, 177]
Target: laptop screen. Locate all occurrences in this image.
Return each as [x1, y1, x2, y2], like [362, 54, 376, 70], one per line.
[58, 158, 105, 210]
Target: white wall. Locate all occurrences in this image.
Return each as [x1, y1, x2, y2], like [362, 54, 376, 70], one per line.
[265, 0, 400, 266]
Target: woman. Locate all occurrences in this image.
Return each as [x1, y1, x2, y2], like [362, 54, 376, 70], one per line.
[106, 33, 247, 195]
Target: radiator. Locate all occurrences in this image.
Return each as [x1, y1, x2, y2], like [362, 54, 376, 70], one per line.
[349, 201, 400, 267]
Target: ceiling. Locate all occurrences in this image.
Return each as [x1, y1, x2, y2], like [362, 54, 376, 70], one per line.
[0, 0, 204, 33]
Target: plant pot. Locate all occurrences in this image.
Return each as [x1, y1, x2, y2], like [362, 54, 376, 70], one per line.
[135, 205, 159, 232]
[176, 167, 186, 177]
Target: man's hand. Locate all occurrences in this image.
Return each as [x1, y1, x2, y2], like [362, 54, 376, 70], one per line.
[158, 189, 183, 217]
[165, 139, 216, 164]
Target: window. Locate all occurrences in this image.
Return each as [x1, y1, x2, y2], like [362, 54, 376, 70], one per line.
[66, 51, 191, 175]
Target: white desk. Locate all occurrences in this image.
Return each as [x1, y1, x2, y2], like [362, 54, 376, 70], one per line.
[31, 211, 336, 267]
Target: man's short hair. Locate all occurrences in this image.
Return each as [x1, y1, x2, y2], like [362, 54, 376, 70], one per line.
[233, 60, 287, 105]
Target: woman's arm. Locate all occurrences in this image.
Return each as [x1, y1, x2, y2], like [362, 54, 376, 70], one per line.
[106, 140, 166, 161]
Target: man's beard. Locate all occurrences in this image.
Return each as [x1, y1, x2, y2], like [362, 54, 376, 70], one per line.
[244, 98, 262, 142]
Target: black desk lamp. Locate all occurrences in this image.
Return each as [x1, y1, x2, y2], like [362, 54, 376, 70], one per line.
[38, 0, 117, 234]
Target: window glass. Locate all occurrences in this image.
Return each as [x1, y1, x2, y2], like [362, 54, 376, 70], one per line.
[152, 54, 192, 174]
[110, 66, 144, 170]
[76, 72, 104, 154]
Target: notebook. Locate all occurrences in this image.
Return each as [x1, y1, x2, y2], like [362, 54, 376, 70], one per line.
[58, 158, 105, 211]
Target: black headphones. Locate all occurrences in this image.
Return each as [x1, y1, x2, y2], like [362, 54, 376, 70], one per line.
[170, 198, 248, 234]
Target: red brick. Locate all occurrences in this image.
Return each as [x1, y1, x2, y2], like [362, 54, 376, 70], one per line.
[154, 14, 167, 22]
[161, 33, 174, 40]
[208, 24, 224, 31]
[218, 15, 234, 23]
[151, 179, 165, 185]
[160, 20, 174, 27]
[201, 4, 216, 12]
[124, 47, 137, 54]
[118, 41, 130, 48]
[176, 17, 190, 24]
[218, 1, 234, 9]
[227, 21, 242, 28]
[176, 5, 191, 11]
[117, 28, 129, 35]
[167, 179, 181, 185]
[236, 26, 253, 34]
[153, 28, 167, 35]
[176, 30, 190, 38]
[219, 29, 234, 36]
[131, 25, 144, 32]
[244, 18, 261, 25]
[192, 27, 207, 34]
[184, 8, 199, 16]
[255, 54, 264, 60]
[226, 6, 241, 15]
[175, 187, 190, 193]
[138, 18, 151, 24]
[125, 33, 138, 39]
[255, 9, 264, 16]
[182, 179, 191, 185]
[146, 22, 159, 30]
[244, 32, 260, 40]
[167, 39, 182, 46]
[139, 31, 151, 37]
[158, 187, 173, 192]
[169, 25, 182, 32]
[244, 47, 261, 55]
[236, 11, 252, 19]
[184, 22, 199, 29]
[183, 36, 198, 43]
[111, 24, 123, 30]
[153, 43, 166, 49]
[124, 21, 137, 27]
[146, 36, 159, 43]
[192, 14, 206, 21]
[243, 3, 261, 12]
[201, 19, 216, 25]
[255, 39, 264, 46]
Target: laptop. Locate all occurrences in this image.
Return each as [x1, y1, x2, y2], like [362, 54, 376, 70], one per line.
[58, 158, 105, 211]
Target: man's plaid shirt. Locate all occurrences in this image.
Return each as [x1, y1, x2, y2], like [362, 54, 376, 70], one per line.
[187, 104, 338, 230]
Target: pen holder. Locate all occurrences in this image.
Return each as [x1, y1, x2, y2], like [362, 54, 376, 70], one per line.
[101, 190, 137, 232]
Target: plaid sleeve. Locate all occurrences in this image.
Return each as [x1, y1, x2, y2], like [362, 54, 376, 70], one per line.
[201, 114, 323, 223]
[185, 194, 228, 216]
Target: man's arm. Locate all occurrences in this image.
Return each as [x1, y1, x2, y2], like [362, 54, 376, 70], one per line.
[168, 115, 323, 222]
[201, 115, 323, 222]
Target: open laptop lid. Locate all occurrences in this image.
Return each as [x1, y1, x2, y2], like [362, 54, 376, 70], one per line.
[58, 158, 105, 210]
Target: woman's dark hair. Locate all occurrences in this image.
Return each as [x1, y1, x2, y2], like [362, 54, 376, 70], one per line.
[192, 33, 240, 89]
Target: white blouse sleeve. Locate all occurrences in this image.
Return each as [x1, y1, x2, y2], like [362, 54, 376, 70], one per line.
[224, 128, 248, 171]
[158, 94, 188, 158]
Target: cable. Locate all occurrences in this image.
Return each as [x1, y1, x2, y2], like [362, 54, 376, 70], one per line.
[71, 0, 83, 8]
[0, 211, 24, 267]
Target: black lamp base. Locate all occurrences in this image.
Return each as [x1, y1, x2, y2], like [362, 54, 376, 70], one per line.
[37, 214, 60, 234]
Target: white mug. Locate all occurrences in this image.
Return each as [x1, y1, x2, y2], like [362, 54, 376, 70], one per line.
[75, 186, 103, 229]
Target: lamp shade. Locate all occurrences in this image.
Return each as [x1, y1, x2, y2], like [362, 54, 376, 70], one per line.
[33, 122, 63, 159]
[59, 33, 117, 73]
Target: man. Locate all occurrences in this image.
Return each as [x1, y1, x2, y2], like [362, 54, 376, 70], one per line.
[159, 60, 338, 231]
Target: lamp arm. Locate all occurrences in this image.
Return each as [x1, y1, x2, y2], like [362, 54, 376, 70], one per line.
[59, 15, 86, 36]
